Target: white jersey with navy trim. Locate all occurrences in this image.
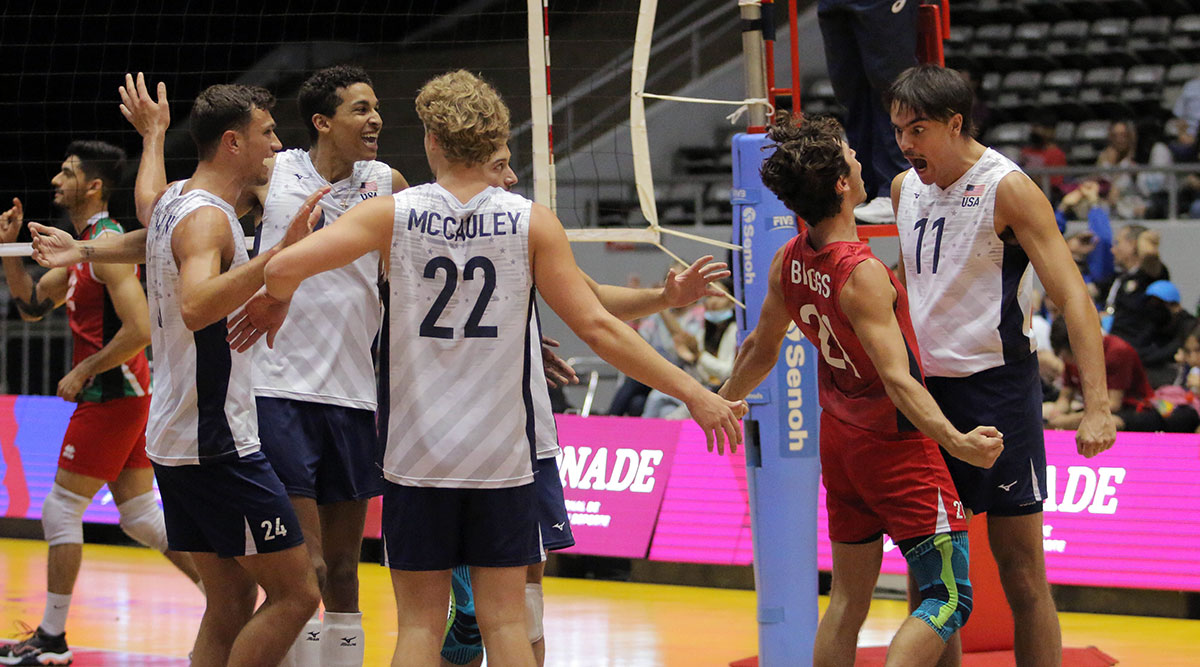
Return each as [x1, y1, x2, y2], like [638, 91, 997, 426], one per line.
[528, 302, 560, 460]
[145, 181, 260, 466]
[253, 149, 391, 409]
[896, 147, 1036, 378]
[384, 183, 536, 488]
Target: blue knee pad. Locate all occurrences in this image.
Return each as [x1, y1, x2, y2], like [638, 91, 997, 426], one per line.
[442, 565, 483, 665]
[904, 531, 972, 642]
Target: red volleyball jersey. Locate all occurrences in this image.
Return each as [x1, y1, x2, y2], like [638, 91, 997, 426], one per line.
[778, 226, 925, 434]
[66, 215, 151, 403]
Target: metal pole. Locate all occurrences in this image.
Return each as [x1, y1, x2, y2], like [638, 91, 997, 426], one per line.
[740, 1, 769, 131]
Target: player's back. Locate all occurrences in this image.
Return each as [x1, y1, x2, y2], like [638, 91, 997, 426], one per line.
[779, 226, 923, 434]
[145, 181, 260, 466]
[384, 183, 535, 488]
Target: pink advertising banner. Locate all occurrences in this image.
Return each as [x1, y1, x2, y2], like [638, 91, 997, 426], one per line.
[556, 416, 1200, 592]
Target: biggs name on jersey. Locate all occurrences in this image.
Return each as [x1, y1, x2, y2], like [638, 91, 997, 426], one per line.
[790, 259, 832, 298]
[406, 208, 523, 241]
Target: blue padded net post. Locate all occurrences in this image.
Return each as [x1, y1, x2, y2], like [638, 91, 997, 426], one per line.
[731, 132, 821, 666]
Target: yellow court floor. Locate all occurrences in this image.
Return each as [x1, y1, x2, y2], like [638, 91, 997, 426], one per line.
[1, 538, 1197, 665]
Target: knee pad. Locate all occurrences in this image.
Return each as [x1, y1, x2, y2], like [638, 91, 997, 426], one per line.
[904, 531, 972, 641]
[525, 582, 544, 644]
[41, 483, 91, 546]
[118, 491, 169, 552]
[441, 565, 483, 666]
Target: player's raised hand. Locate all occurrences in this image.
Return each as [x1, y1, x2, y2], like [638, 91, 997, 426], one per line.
[541, 336, 579, 387]
[685, 389, 745, 455]
[278, 186, 330, 249]
[119, 72, 170, 138]
[0, 198, 24, 243]
[662, 255, 732, 308]
[227, 288, 291, 352]
[955, 425, 1004, 469]
[1075, 409, 1116, 458]
[28, 221, 81, 268]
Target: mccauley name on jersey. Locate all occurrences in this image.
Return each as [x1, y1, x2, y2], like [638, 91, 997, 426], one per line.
[405, 208, 523, 241]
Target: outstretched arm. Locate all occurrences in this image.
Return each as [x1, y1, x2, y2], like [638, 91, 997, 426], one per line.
[0, 199, 67, 319]
[29, 223, 147, 267]
[119, 72, 170, 226]
[719, 246, 791, 401]
[840, 258, 1004, 468]
[998, 171, 1115, 458]
[588, 255, 730, 321]
[264, 193, 392, 303]
[530, 203, 745, 453]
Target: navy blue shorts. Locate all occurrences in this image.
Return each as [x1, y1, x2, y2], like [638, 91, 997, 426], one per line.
[381, 482, 542, 571]
[536, 457, 575, 551]
[153, 450, 305, 557]
[256, 396, 384, 504]
[925, 353, 1047, 517]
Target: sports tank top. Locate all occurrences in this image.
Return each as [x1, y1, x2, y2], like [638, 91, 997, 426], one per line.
[66, 213, 151, 402]
[383, 183, 536, 488]
[145, 181, 259, 465]
[779, 227, 924, 434]
[253, 149, 391, 409]
[896, 148, 1036, 378]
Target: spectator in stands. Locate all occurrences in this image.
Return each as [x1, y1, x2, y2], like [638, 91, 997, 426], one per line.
[1139, 280, 1197, 388]
[1021, 112, 1068, 201]
[1055, 180, 1115, 304]
[1169, 74, 1200, 161]
[1047, 317, 1164, 432]
[1107, 225, 1171, 364]
[643, 287, 737, 418]
[1133, 118, 1174, 219]
[816, 0, 917, 223]
[1096, 120, 1170, 220]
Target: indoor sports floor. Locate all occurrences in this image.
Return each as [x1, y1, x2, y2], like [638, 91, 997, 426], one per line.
[0, 538, 1196, 665]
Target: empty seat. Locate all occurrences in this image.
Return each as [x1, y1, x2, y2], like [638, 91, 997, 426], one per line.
[1169, 14, 1200, 59]
[1168, 62, 1200, 84]
[1080, 67, 1130, 116]
[1087, 18, 1136, 66]
[1039, 69, 1090, 119]
[1055, 120, 1078, 144]
[1130, 16, 1179, 63]
[992, 71, 1042, 121]
[1075, 119, 1113, 147]
[1121, 65, 1167, 114]
[1047, 20, 1092, 68]
[987, 122, 1033, 145]
[1008, 22, 1059, 69]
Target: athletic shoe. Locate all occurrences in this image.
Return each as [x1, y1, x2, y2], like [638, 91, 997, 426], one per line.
[0, 623, 73, 665]
[854, 196, 895, 224]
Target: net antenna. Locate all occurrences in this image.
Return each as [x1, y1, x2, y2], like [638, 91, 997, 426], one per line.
[529, 0, 774, 306]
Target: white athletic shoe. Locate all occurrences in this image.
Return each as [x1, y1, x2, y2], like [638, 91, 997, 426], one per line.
[854, 196, 895, 224]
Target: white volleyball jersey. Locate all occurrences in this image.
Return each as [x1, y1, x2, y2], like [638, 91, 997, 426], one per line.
[528, 302, 560, 459]
[253, 149, 391, 409]
[384, 183, 536, 488]
[145, 182, 260, 465]
[896, 148, 1036, 378]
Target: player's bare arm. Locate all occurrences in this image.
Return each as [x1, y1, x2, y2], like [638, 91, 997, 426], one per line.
[889, 171, 907, 288]
[263, 193, 392, 303]
[0, 198, 68, 319]
[30, 223, 148, 268]
[177, 188, 324, 331]
[119, 72, 170, 226]
[996, 171, 1116, 458]
[590, 255, 730, 321]
[58, 261, 151, 401]
[840, 257, 1004, 469]
[529, 202, 745, 453]
[391, 168, 408, 192]
[719, 246, 792, 401]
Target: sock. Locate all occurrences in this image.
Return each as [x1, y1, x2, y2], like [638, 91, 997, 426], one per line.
[281, 612, 321, 667]
[41, 592, 72, 636]
[321, 611, 365, 667]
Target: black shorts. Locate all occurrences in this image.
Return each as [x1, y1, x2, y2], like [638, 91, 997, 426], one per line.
[256, 396, 384, 504]
[153, 450, 305, 557]
[381, 482, 542, 571]
[925, 353, 1047, 517]
[536, 457, 575, 551]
